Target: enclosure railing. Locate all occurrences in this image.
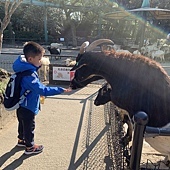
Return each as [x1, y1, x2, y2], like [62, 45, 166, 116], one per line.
[129, 112, 148, 170]
[129, 112, 170, 170]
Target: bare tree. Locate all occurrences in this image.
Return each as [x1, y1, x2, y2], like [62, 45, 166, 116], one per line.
[0, 0, 23, 53]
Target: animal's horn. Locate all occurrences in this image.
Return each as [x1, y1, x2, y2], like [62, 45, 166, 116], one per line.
[79, 41, 89, 54]
[86, 39, 114, 52]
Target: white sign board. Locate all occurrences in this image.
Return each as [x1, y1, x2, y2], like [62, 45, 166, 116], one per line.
[53, 67, 75, 81]
[60, 38, 65, 42]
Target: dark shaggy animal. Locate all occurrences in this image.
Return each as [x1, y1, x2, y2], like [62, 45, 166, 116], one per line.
[70, 39, 170, 128]
[94, 83, 112, 106]
[47, 47, 61, 59]
[94, 83, 133, 147]
[47, 46, 61, 55]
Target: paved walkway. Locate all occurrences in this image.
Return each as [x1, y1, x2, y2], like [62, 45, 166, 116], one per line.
[0, 84, 109, 170]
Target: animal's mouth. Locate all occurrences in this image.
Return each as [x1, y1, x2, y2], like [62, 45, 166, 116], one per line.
[94, 100, 99, 106]
[69, 78, 85, 89]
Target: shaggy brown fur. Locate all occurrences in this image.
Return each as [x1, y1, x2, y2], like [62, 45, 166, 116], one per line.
[71, 50, 170, 127]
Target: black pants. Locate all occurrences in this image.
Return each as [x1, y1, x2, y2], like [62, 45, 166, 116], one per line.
[16, 107, 35, 147]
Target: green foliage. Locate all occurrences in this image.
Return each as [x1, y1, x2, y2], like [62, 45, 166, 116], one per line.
[3, 30, 10, 38]
[15, 31, 44, 41]
[0, 78, 8, 95]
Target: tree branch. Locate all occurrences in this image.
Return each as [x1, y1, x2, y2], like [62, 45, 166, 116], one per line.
[1, 0, 23, 32]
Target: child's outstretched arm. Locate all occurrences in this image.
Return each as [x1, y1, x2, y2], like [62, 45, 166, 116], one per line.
[63, 87, 72, 93]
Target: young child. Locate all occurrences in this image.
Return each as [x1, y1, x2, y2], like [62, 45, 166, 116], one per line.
[13, 41, 71, 155]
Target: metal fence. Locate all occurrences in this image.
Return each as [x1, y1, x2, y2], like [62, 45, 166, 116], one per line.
[104, 103, 170, 170]
[85, 92, 170, 170]
[0, 60, 14, 73]
[0, 60, 49, 82]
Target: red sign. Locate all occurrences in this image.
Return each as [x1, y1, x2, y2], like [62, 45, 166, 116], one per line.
[70, 71, 75, 81]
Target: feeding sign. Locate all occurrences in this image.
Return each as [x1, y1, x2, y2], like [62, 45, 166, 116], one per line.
[53, 67, 75, 81]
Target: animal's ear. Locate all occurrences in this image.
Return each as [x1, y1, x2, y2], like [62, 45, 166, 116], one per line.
[70, 63, 86, 71]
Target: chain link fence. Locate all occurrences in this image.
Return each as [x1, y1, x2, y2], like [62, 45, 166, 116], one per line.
[77, 85, 170, 170]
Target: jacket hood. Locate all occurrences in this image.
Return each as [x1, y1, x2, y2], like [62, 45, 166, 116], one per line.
[13, 55, 38, 73]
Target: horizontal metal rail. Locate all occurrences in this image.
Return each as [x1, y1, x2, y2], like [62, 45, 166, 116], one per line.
[145, 126, 170, 137]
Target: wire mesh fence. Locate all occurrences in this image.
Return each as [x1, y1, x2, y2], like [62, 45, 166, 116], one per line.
[81, 88, 170, 170]
[0, 60, 49, 82]
[104, 102, 126, 169]
[0, 60, 14, 73]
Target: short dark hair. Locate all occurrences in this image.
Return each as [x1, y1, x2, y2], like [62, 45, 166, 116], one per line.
[23, 41, 45, 60]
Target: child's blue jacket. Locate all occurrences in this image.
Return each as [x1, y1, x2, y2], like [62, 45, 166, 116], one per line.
[13, 55, 65, 114]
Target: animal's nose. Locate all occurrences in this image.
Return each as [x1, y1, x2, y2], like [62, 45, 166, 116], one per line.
[94, 100, 99, 106]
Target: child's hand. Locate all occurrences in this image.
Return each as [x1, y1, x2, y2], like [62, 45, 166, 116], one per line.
[64, 88, 72, 92]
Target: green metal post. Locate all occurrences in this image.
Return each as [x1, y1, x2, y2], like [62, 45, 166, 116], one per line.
[98, 13, 102, 38]
[44, 6, 48, 44]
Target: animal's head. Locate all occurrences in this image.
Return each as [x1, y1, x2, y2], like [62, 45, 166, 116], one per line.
[47, 46, 50, 51]
[70, 39, 114, 89]
[94, 83, 112, 106]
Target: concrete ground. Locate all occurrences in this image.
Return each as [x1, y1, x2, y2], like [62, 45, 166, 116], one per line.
[0, 84, 109, 170]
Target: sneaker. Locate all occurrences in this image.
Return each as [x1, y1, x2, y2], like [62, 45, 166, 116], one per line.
[17, 139, 26, 147]
[24, 145, 44, 155]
